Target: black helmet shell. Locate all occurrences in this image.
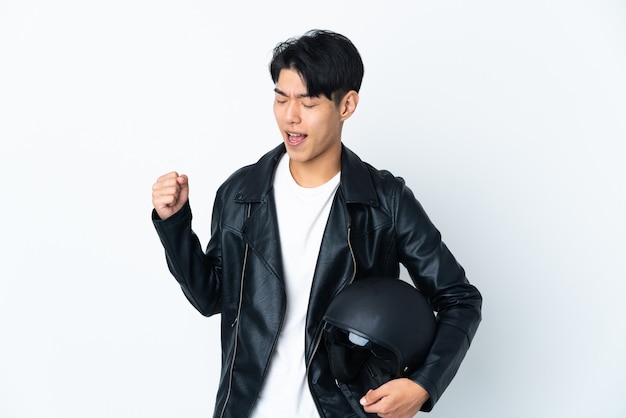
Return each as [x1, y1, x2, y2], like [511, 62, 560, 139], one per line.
[323, 276, 436, 379]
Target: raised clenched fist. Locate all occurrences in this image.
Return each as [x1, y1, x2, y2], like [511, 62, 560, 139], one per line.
[152, 171, 189, 220]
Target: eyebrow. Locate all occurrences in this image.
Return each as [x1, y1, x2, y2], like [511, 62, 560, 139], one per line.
[274, 87, 312, 98]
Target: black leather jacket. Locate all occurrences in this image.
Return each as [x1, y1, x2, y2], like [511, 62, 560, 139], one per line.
[153, 144, 482, 418]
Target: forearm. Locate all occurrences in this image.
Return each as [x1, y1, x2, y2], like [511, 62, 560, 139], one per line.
[410, 303, 480, 411]
[153, 200, 222, 316]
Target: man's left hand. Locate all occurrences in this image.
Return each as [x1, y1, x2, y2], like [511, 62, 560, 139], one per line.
[359, 378, 429, 418]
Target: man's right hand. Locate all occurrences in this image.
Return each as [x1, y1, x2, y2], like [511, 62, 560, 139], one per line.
[152, 171, 189, 220]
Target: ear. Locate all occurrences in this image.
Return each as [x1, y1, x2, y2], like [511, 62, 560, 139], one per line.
[339, 90, 359, 122]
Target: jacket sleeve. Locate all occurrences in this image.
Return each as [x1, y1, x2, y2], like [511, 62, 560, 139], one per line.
[393, 182, 482, 411]
[152, 198, 224, 316]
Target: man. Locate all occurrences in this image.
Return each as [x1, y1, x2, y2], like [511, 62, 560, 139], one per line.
[152, 29, 482, 418]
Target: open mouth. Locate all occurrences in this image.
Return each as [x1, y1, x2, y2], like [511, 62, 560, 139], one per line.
[286, 131, 307, 146]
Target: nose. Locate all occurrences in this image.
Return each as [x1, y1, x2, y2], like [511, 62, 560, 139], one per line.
[285, 101, 301, 124]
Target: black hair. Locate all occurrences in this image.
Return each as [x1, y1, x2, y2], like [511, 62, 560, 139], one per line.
[269, 29, 364, 105]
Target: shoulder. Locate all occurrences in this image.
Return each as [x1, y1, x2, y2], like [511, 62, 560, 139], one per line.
[343, 145, 405, 184]
[344, 147, 408, 197]
[216, 144, 285, 202]
[343, 148, 428, 223]
[365, 161, 406, 188]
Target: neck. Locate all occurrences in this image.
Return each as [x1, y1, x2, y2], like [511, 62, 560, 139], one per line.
[289, 154, 341, 188]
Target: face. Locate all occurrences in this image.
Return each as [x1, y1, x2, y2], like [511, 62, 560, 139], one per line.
[273, 68, 356, 176]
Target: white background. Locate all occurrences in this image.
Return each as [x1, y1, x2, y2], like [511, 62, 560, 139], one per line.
[1, 1, 625, 417]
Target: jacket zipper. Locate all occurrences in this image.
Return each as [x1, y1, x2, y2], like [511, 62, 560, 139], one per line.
[219, 204, 252, 418]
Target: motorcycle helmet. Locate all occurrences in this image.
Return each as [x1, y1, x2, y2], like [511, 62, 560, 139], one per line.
[323, 276, 436, 383]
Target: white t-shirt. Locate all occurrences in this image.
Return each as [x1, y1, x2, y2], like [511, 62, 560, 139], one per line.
[251, 154, 340, 418]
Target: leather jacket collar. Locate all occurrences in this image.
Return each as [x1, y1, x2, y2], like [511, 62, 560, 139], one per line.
[233, 143, 379, 207]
